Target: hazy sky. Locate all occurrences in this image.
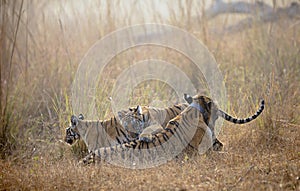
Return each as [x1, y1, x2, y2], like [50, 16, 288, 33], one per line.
[32, 0, 279, 26]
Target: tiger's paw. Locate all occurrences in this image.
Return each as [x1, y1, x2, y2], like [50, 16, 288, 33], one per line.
[80, 152, 95, 165]
[139, 134, 154, 143]
[138, 124, 163, 143]
[212, 139, 223, 151]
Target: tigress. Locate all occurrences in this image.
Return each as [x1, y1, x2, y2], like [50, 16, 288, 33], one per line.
[65, 103, 188, 152]
[82, 94, 265, 164]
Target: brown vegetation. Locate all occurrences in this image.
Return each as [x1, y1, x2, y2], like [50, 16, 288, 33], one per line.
[0, 0, 299, 190]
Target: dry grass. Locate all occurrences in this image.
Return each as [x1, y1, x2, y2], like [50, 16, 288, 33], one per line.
[1, 138, 299, 190]
[0, 0, 299, 190]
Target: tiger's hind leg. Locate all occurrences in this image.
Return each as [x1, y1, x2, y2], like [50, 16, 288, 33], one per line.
[139, 124, 164, 143]
[210, 127, 223, 151]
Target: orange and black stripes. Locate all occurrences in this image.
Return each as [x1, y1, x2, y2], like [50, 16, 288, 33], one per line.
[65, 103, 189, 152]
[118, 103, 188, 137]
[83, 95, 265, 163]
[84, 105, 207, 163]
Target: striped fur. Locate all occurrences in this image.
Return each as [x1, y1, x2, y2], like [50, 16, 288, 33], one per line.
[82, 95, 265, 164]
[65, 103, 188, 152]
[217, 100, 265, 124]
[65, 113, 132, 152]
[118, 103, 188, 139]
[82, 95, 220, 163]
[184, 94, 265, 150]
[183, 93, 265, 125]
[118, 100, 222, 151]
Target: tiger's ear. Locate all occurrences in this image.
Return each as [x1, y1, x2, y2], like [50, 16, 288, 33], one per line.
[78, 114, 84, 120]
[135, 105, 143, 115]
[183, 93, 193, 104]
[71, 115, 78, 126]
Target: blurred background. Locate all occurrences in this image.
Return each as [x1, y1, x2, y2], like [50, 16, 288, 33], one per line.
[0, 0, 299, 189]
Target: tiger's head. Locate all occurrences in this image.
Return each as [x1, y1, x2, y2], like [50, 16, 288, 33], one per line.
[183, 93, 219, 128]
[117, 106, 148, 139]
[65, 114, 84, 145]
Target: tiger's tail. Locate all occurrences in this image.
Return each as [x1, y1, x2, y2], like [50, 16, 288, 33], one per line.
[218, 100, 265, 124]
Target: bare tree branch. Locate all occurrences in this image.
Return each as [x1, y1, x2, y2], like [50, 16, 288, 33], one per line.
[204, 1, 300, 33]
[205, 0, 273, 20]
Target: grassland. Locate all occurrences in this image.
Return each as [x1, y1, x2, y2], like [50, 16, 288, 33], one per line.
[0, 0, 299, 190]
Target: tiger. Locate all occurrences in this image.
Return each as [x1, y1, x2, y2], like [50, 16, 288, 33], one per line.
[82, 94, 265, 164]
[65, 103, 188, 152]
[65, 112, 131, 152]
[118, 103, 188, 141]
